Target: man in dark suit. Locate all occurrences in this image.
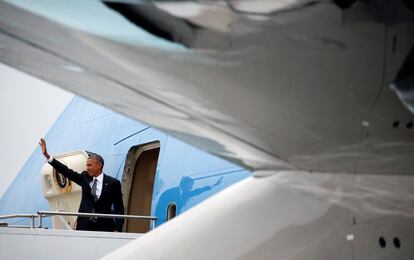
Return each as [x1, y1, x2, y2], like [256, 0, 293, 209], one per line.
[39, 138, 124, 232]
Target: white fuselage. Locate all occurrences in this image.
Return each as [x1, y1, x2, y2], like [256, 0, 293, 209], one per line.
[105, 171, 414, 259]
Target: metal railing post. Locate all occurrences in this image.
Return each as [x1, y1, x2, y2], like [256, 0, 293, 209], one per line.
[30, 216, 34, 229]
[150, 219, 156, 230]
[38, 212, 43, 228]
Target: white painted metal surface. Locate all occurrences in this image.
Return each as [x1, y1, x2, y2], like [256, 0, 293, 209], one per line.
[0, 228, 140, 260]
[104, 171, 414, 260]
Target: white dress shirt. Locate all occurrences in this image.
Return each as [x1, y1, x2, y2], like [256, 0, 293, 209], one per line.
[48, 156, 103, 199]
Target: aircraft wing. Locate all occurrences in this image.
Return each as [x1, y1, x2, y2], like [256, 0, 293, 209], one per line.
[1, 0, 413, 175]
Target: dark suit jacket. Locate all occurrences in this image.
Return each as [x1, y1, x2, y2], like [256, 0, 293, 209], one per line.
[49, 158, 125, 232]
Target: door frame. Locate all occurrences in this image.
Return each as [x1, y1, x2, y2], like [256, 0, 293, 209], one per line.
[121, 141, 160, 232]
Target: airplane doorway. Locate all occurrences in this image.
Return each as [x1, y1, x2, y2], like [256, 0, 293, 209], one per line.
[122, 141, 160, 233]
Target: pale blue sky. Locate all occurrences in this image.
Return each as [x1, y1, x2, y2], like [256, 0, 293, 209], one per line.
[6, 0, 184, 50]
[0, 63, 73, 198]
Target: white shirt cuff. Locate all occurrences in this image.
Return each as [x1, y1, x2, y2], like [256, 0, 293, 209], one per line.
[47, 156, 54, 163]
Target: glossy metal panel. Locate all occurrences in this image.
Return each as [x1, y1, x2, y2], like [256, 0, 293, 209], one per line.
[105, 171, 414, 259]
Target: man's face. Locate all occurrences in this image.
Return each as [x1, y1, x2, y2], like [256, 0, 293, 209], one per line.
[86, 158, 102, 177]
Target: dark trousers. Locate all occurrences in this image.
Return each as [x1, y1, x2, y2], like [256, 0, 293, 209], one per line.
[81, 217, 115, 232]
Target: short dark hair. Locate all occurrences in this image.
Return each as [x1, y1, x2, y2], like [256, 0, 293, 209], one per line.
[89, 153, 104, 169]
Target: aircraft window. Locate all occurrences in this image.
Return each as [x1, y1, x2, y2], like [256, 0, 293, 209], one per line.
[167, 203, 177, 221]
[393, 121, 400, 128]
[379, 237, 386, 248]
[393, 237, 401, 249]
